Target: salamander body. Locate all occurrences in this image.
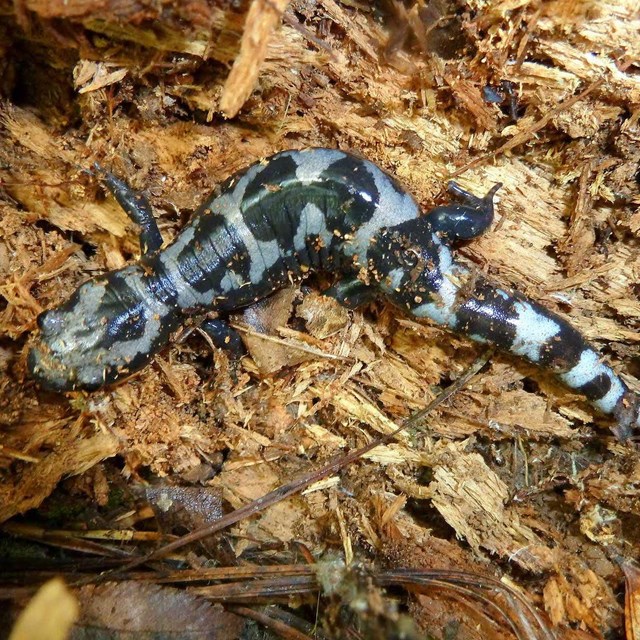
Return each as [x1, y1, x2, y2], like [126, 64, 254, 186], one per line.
[27, 148, 640, 439]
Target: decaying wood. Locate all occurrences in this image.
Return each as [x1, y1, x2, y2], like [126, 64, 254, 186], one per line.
[0, 0, 639, 637]
[220, 0, 292, 118]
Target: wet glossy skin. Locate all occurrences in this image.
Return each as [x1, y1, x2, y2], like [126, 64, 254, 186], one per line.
[28, 149, 640, 439]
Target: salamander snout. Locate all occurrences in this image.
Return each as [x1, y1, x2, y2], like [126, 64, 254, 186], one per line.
[28, 277, 128, 391]
[28, 267, 180, 391]
[28, 293, 109, 392]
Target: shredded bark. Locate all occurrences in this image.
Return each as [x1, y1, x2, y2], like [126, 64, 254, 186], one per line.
[0, 0, 639, 637]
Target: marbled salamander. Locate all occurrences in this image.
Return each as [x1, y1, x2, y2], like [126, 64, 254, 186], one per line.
[28, 148, 640, 439]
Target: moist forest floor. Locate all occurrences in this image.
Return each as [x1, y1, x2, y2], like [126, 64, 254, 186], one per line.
[0, 1, 640, 639]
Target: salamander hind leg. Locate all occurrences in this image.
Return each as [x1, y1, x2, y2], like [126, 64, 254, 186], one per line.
[323, 277, 376, 310]
[200, 318, 246, 357]
[428, 182, 502, 242]
[94, 163, 163, 255]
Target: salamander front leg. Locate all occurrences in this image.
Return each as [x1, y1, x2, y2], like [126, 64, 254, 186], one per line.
[428, 182, 502, 242]
[199, 318, 246, 357]
[323, 277, 376, 310]
[94, 163, 164, 255]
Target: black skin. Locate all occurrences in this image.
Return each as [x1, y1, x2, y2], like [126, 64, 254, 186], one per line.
[199, 317, 246, 357]
[94, 163, 164, 255]
[97, 166, 500, 355]
[429, 182, 502, 242]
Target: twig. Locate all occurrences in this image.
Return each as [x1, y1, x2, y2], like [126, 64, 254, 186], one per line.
[231, 323, 348, 361]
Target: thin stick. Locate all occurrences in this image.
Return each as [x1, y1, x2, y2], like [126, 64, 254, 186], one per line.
[231, 323, 347, 361]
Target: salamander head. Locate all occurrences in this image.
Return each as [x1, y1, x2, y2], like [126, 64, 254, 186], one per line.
[28, 268, 175, 392]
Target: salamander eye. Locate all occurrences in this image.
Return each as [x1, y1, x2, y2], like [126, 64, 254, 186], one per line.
[37, 310, 63, 334]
